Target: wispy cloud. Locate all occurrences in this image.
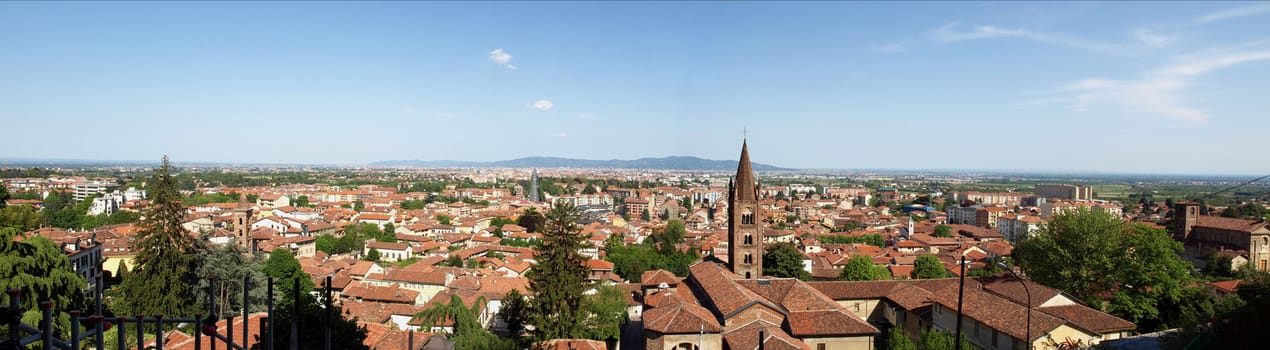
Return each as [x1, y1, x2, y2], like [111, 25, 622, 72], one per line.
[530, 100, 554, 111]
[1028, 50, 1270, 124]
[930, 23, 1128, 55]
[551, 132, 568, 138]
[1194, 4, 1270, 24]
[488, 48, 515, 69]
[870, 43, 909, 54]
[1131, 28, 1176, 48]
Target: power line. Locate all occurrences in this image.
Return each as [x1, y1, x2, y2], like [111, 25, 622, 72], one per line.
[1197, 173, 1270, 202]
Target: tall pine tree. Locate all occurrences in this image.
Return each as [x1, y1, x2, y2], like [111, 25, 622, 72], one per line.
[527, 202, 589, 340]
[116, 156, 198, 318]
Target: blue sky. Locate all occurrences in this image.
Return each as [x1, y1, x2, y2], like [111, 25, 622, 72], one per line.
[2, 2, 1269, 174]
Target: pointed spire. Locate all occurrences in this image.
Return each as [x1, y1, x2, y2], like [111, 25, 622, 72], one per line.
[734, 140, 757, 201]
[237, 193, 249, 210]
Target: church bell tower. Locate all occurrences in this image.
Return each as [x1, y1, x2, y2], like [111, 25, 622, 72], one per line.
[728, 140, 763, 279]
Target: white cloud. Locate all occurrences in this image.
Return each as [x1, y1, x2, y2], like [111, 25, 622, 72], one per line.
[530, 100, 554, 111]
[1131, 28, 1176, 48]
[930, 23, 1127, 55]
[488, 48, 515, 69]
[1028, 50, 1270, 124]
[870, 43, 909, 54]
[1194, 4, 1270, 24]
[552, 132, 568, 138]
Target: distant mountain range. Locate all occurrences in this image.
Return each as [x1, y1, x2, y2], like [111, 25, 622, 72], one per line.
[370, 156, 791, 171]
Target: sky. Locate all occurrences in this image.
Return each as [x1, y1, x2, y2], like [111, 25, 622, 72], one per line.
[2, 1, 1269, 175]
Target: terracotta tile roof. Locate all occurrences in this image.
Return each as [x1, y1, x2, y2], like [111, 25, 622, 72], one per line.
[737, 279, 878, 336]
[979, 275, 1064, 307]
[641, 269, 680, 287]
[722, 321, 810, 350]
[930, 287, 1065, 342]
[541, 339, 607, 350]
[687, 262, 785, 318]
[1195, 216, 1267, 233]
[342, 281, 419, 304]
[1039, 304, 1136, 334]
[642, 293, 723, 334]
[1206, 279, 1241, 294]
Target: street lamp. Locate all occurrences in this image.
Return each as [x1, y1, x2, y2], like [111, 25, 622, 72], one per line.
[999, 262, 1031, 350]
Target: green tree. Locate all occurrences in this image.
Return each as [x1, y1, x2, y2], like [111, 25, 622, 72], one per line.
[365, 248, 381, 262]
[912, 255, 947, 279]
[884, 327, 916, 350]
[763, 242, 810, 280]
[414, 294, 510, 350]
[0, 185, 7, 208]
[0, 227, 86, 343]
[191, 239, 268, 318]
[116, 156, 199, 319]
[581, 284, 628, 341]
[527, 202, 589, 340]
[0, 204, 43, 231]
[315, 235, 337, 254]
[917, 329, 973, 350]
[933, 224, 952, 238]
[293, 195, 310, 208]
[840, 255, 877, 281]
[517, 207, 544, 233]
[656, 219, 686, 254]
[352, 200, 364, 212]
[436, 214, 453, 225]
[1016, 208, 1192, 330]
[499, 289, 530, 336]
[262, 248, 315, 310]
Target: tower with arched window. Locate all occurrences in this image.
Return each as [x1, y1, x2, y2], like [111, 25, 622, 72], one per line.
[728, 140, 763, 279]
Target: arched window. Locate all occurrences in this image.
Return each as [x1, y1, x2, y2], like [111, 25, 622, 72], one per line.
[745, 272, 751, 279]
[744, 234, 753, 245]
[744, 253, 752, 264]
[675, 343, 699, 350]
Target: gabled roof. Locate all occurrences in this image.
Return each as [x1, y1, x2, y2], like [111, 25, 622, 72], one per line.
[737, 278, 878, 337]
[642, 293, 723, 334]
[687, 262, 785, 319]
[722, 320, 810, 350]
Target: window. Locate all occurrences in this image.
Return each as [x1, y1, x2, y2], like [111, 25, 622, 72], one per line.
[675, 343, 698, 350]
[744, 253, 752, 264]
[744, 234, 753, 245]
[745, 272, 751, 279]
[817, 344, 825, 350]
[742, 213, 754, 225]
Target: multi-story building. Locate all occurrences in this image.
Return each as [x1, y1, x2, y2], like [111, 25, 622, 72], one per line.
[72, 180, 113, 201]
[998, 213, 1044, 241]
[975, 206, 1009, 228]
[1035, 184, 1092, 201]
[951, 191, 1027, 207]
[947, 205, 981, 225]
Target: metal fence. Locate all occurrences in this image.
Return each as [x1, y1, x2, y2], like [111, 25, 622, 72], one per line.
[0, 274, 417, 350]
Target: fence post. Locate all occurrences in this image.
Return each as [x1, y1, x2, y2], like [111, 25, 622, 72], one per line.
[267, 277, 274, 350]
[227, 316, 235, 350]
[39, 300, 52, 350]
[194, 313, 202, 350]
[156, 314, 165, 350]
[324, 275, 332, 350]
[69, 310, 80, 350]
[5, 289, 23, 350]
[96, 274, 104, 350]
[116, 315, 126, 350]
[290, 278, 298, 350]
[243, 275, 250, 348]
[135, 315, 144, 350]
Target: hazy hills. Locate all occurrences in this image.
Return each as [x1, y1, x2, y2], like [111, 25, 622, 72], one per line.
[371, 156, 791, 171]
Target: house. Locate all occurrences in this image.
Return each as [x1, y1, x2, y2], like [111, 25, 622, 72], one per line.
[365, 242, 414, 262]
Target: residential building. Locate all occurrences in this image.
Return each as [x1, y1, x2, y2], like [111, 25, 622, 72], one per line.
[1035, 184, 1092, 201]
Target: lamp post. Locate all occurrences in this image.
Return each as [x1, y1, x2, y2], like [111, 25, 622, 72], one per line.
[999, 262, 1031, 350]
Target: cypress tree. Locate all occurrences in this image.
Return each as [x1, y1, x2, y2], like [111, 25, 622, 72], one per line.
[527, 202, 589, 340]
[116, 156, 198, 318]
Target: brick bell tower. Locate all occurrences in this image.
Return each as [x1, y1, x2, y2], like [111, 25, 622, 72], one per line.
[233, 193, 253, 250]
[728, 140, 763, 279]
